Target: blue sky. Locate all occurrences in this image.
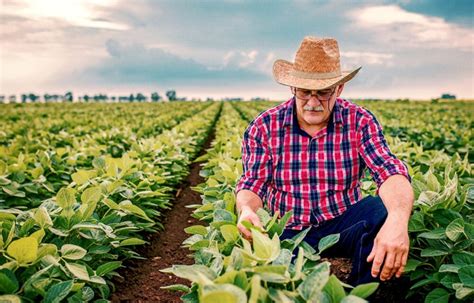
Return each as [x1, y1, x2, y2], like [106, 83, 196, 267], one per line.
[1, 0, 473, 100]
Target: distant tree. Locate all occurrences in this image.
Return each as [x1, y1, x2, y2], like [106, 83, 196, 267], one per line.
[83, 95, 90, 102]
[44, 94, 51, 102]
[21, 94, 28, 103]
[151, 92, 161, 102]
[64, 91, 73, 102]
[136, 93, 146, 102]
[0, 95, 5, 103]
[111, 96, 116, 102]
[166, 90, 177, 101]
[441, 93, 456, 100]
[28, 93, 39, 103]
[9, 95, 17, 103]
[129, 94, 135, 102]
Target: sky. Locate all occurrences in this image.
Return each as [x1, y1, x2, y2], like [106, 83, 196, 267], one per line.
[1, 0, 473, 100]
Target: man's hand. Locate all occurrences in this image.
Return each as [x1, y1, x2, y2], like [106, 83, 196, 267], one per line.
[237, 205, 263, 240]
[367, 214, 409, 281]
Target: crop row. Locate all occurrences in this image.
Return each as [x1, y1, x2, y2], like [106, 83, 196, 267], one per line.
[164, 103, 378, 302]
[0, 102, 212, 209]
[0, 102, 221, 302]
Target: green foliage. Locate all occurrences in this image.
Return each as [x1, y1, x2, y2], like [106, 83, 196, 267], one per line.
[0, 102, 221, 301]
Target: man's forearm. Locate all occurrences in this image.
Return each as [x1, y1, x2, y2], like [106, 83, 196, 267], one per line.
[236, 189, 264, 214]
[378, 174, 414, 222]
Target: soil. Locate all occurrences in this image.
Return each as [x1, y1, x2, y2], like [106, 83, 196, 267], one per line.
[110, 130, 214, 303]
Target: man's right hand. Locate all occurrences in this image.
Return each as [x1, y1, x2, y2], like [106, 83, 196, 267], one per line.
[237, 205, 263, 240]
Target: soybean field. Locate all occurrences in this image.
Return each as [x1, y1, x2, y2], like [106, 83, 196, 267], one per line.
[0, 100, 472, 303]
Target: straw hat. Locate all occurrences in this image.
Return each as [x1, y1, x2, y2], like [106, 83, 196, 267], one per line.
[273, 36, 361, 90]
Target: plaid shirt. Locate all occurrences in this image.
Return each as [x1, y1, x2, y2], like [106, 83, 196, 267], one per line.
[236, 97, 410, 230]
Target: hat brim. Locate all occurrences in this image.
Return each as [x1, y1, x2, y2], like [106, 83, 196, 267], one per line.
[273, 59, 361, 90]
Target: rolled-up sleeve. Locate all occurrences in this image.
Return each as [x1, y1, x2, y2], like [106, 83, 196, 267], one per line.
[235, 121, 273, 200]
[358, 112, 410, 188]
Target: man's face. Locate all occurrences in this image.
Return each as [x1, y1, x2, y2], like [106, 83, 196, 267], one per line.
[292, 84, 343, 130]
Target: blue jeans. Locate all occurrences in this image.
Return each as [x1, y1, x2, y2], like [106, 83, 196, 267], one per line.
[280, 195, 388, 285]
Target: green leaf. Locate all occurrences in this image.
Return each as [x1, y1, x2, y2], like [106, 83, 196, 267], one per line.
[184, 225, 208, 236]
[424, 288, 450, 303]
[201, 284, 247, 303]
[438, 264, 461, 273]
[81, 186, 102, 204]
[349, 282, 378, 299]
[341, 295, 367, 303]
[119, 201, 153, 222]
[297, 261, 330, 300]
[248, 275, 262, 303]
[61, 244, 87, 260]
[213, 209, 236, 224]
[418, 228, 446, 240]
[0, 269, 19, 294]
[72, 170, 95, 185]
[458, 265, 474, 288]
[220, 224, 240, 243]
[323, 275, 346, 303]
[56, 187, 76, 209]
[7, 236, 38, 265]
[2, 185, 25, 198]
[252, 229, 280, 262]
[318, 233, 340, 254]
[65, 262, 90, 281]
[445, 218, 465, 242]
[43, 280, 73, 303]
[404, 259, 422, 273]
[160, 284, 191, 292]
[453, 252, 474, 266]
[120, 238, 147, 246]
[161, 265, 216, 285]
[33, 206, 53, 228]
[421, 248, 449, 257]
[0, 295, 21, 303]
[96, 261, 122, 276]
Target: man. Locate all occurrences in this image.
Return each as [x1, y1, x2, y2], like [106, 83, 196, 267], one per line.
[235, 36, 414, 285]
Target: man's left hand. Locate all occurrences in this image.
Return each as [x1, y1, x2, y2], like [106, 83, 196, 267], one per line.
[367, 214, 410, 281]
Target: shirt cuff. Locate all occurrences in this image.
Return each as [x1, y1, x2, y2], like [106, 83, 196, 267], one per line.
[373, 159, 411, 188]
[235, 178, 268, 201]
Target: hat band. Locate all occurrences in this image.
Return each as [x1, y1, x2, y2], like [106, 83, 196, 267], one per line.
[290, 69, 341, 80]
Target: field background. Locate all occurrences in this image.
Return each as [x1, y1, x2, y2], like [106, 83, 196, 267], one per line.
[0, 99, 472, 303]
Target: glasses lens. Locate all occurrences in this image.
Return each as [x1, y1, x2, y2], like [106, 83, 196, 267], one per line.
[295, 88, 334, 100]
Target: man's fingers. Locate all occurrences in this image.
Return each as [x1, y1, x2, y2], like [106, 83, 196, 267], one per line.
[249, 215, 263, 229]
[370, 246, 386, 278]
[380, 250, 396, 281]
[396, 251, 408, 278]
[367, 244, 377, 262]
[391, 250, 404, 279]
[237, 222, 252, 239]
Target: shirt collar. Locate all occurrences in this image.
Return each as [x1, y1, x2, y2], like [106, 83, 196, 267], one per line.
[283, 97, 344, 127]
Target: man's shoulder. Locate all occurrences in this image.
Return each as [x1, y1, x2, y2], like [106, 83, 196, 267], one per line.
[338, 98, 377, 123]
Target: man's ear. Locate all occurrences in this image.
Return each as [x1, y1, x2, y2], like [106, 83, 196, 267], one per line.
[336, 84, 345, 96]
[290, 86, 296, 94]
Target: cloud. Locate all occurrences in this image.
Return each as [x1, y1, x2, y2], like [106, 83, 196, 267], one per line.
[2, 0, 129, 30]
[341, 51, 394, 67]
[58, 39, 270, 87]
[348, 5, 474, 51]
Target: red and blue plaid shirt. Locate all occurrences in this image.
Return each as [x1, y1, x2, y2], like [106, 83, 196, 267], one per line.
[236, 97, 410, 230]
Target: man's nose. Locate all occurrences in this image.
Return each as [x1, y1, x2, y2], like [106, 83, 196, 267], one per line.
[307, 95, 323, 106]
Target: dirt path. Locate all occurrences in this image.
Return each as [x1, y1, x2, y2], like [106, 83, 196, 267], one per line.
[110, 131, 214, 303]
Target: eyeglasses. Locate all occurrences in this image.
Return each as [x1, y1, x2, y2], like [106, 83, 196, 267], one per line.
[294, 87, 336, 101]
